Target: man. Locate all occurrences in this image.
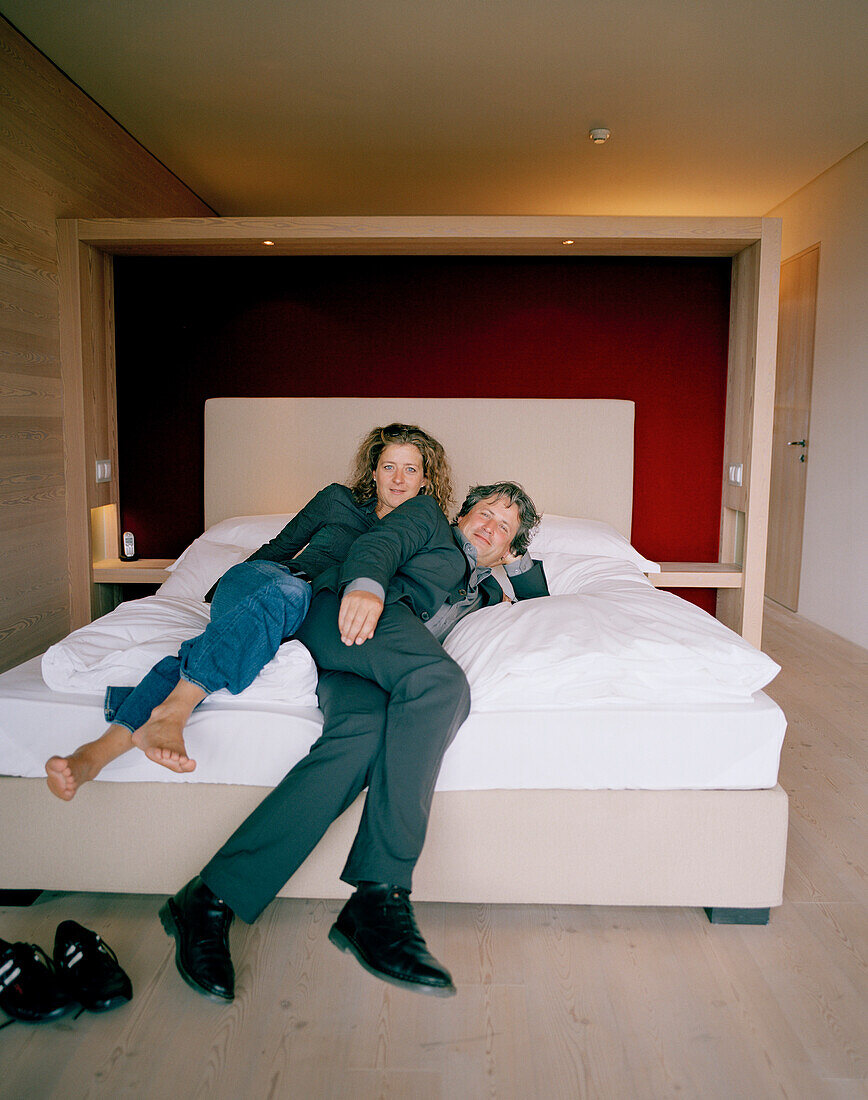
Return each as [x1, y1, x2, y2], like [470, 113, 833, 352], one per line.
[160, 482, 548, 1002]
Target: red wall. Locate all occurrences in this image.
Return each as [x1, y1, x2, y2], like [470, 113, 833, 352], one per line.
[114, 256, 732, 611]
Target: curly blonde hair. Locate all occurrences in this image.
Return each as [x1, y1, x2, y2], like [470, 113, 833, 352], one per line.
[349, 423, 453, 513]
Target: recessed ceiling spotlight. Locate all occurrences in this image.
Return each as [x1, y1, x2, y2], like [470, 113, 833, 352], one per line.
[263, 240, 275, 246]
[562, 239, 575, 245]
[589, 128, 610, 144]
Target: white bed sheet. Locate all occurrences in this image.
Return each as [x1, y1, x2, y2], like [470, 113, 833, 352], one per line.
[0, 656, 786, 791]
[41, 556, 780, 709]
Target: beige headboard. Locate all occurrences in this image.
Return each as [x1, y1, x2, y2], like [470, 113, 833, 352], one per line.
[204, 398, 635, 535]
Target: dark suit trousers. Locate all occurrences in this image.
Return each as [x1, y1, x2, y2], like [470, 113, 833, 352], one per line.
[200, 591, 471, 924]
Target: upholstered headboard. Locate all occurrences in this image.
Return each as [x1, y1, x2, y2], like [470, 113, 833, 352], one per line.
[204, 398, 635, 535]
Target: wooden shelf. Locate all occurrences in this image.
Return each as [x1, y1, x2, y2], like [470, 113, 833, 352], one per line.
[91, 558, 740, 589]
[649, 563, 743, 588]
[93, 558, 175, 584]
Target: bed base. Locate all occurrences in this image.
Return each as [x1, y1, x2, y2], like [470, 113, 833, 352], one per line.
[0, 778, 788, 915]
[704, 906, 770, 925]
[0, 898, 774, 926]
[0, 889, 43, 907]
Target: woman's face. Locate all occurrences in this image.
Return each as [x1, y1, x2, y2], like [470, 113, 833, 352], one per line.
[372, 443, 427, 517]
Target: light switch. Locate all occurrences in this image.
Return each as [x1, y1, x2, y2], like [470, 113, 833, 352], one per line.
[95, 459, 112, 483]
[728, 463, 743, 486]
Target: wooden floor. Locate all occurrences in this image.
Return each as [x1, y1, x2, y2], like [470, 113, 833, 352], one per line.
[1, 601, 865, 1099]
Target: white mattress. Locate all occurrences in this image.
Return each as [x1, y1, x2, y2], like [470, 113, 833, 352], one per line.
[0, 656, 786, 791]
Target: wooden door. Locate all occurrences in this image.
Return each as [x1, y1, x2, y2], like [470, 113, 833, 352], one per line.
[765, 245, 819, 610]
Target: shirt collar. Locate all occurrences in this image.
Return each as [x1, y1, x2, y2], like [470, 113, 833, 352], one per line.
[452, 525, 492, 584]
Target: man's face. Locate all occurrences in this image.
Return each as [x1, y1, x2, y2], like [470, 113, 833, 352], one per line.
[456, 495, 521, 568]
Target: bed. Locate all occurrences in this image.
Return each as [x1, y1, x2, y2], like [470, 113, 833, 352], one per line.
[0, 398, 788, 922]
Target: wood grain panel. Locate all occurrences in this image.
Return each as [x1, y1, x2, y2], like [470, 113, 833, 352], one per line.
[0, 16, 213, 672]
[0, 254, 58, 311]
[717, 221, 781, 647]
[0, 326, 59, 371]
[739, 220, 781, 646]
[0, 368, 61, 414]
[75, 214, 765, 250]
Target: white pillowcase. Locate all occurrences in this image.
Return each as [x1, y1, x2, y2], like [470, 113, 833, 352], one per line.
[160, 514, 296, 602]
[159, 541, 254, 601]
[41, 593, 319, 706]
[150, 514, 772, 713]
[540, 551, 655, 595]
[162, 511, 658, 605]
[192, 513, 294, 549]
[444, 551, 779, 709]
[46, 535, 778, 712]
[529, 515, 659, 572]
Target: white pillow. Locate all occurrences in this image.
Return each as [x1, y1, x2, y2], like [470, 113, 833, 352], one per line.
[529, 515, 659, 572]
[159, 540, 253, 601]
[444, 564, 779, 709]
[196, 514, 294, 548]
[42, 593, 319, 707]
[160, 514, 297, 601]
[538, 552, 654, 595]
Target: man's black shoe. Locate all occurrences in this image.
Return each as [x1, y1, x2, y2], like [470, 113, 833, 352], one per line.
[53, 920, 133, 1012]
[328, 883, 456, 997]
[159, 876, 235, 1003]
[0, 938, 76, 1023]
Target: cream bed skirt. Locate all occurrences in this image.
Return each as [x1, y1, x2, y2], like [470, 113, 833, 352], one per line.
[0, 777, 788, 909]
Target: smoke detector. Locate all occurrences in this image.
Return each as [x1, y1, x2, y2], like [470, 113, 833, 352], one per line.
[589, 128, 611, 144]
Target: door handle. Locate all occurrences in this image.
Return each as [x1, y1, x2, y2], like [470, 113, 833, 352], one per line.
[787, 439, 807, 462]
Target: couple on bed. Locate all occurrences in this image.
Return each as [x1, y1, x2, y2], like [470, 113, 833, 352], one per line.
[46, 423, 548, 1001]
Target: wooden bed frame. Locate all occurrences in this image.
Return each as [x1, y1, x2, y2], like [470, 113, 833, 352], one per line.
[0, 397, 788, 923]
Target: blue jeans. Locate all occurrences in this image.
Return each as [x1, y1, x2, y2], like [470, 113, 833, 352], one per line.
[104, 561, 312, 733]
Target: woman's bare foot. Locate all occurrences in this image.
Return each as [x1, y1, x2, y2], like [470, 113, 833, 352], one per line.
[45, 725, 134, 801]
[46, 751, 99, 800]
[131, 706, 197, 773]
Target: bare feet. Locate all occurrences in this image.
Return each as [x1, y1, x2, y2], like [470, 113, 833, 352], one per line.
[131, 706, 197, 773]
[45, 724, 134, 801]
[46, 751, 100, 800]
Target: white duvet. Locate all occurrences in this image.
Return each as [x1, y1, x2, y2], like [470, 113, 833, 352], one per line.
[42, 552, 779, 711]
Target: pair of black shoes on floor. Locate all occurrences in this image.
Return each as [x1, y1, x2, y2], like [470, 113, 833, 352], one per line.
[161, 877, 455, 1002]
[0, 921, 133, 1024]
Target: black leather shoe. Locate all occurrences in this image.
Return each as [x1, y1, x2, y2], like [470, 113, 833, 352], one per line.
[329, 883, 456, 997]
[53, 921, 132, 1013]
[0, 938, 76, 1023]
[159, 877, 235, 1003]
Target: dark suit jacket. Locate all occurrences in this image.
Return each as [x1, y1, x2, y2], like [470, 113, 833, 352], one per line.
[246, 483, 378, 579]
[314, 494, 548, 620]
[205, 483, 377, 602]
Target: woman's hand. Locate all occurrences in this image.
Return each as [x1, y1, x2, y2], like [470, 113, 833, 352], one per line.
[338, 590, 384, 646]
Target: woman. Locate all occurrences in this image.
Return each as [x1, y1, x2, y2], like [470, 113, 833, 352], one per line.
[45, 424, 452, 800]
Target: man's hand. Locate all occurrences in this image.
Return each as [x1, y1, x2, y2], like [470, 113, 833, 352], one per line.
[338, 590, 384, 646]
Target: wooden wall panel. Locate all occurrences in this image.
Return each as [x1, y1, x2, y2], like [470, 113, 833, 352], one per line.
[0, 17, 213, 671]
[717, 222, 781, 646]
